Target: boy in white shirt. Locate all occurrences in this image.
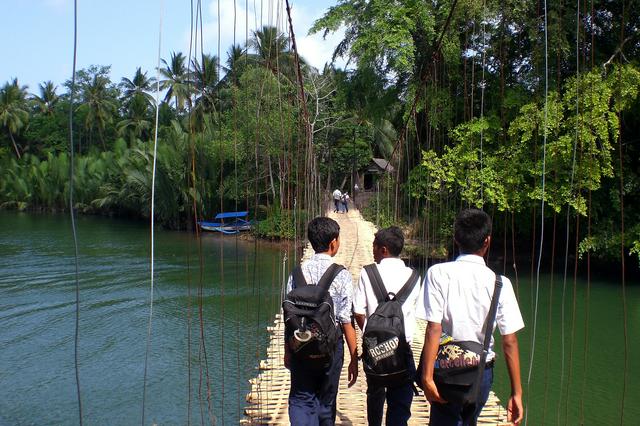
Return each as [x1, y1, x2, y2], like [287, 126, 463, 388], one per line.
[354, 226, 422, 426]
[418, 208, 524, 425]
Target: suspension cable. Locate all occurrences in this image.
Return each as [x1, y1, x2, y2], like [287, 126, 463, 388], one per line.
[141, 2, 163, 425]
[525, 0, 550, 422]
[68, 0, 83, 424]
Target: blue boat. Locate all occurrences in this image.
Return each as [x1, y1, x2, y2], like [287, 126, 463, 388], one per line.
[198, 211, 253, 234]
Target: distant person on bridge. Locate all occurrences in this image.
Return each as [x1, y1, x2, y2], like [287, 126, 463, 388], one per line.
[418, 208, 524, 425]
[284, 217, 358, 425]
[341, 192, 350, 213]
[332, 188, 342, 213]
[354, 226, 423, 426]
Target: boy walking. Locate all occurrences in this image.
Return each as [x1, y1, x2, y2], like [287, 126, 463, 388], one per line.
[284, 217, 358, 425]
[354, 226, 422, 426]
[332, 188, 342, 213]
[419, 209, 524, 425]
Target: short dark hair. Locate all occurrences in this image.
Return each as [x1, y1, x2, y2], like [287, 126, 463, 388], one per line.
[454, 209, 492, 254]
[307, 217, 340, 252]
[373, 226, 404, 257]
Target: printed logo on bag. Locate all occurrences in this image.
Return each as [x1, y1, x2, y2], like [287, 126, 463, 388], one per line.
[436, 344, 481, 369]
[368, 336, 399, 363]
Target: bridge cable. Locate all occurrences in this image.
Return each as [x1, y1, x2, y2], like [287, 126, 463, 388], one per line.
[525, 0, 550, 423]
[68, 0, 83, 424]
[141, 1, 164, 425]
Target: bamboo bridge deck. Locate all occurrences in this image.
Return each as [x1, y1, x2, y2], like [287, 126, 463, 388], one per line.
[243, 208, 510, 425]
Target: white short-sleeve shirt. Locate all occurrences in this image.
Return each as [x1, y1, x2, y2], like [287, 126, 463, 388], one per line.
[354, 257, 423, 343]
[418, 254, 525, 359]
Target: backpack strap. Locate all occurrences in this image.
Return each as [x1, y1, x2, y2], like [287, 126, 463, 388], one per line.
[317, 263, 346, 291]
[291, 266, 307, 289]
[393, 269, 420, 305]
[364, 264, 388, 304]
[469, 274, 504, 406]
[364, 264, 419, 306]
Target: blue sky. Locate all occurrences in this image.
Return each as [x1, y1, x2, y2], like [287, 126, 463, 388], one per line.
[1, 0, 344, 95]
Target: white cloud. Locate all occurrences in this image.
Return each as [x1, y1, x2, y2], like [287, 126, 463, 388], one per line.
[181, 0, 347, 71]
[43, 0, 71, 13]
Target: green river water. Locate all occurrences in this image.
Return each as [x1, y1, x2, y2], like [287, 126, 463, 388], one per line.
[0, 211, 638, 425]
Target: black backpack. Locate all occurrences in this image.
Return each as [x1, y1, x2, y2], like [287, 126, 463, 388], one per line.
[361, 264, 419, 387]
[282, 263, 345, 369]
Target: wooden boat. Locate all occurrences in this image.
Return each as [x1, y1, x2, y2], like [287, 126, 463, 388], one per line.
[198, 211, 253, 234]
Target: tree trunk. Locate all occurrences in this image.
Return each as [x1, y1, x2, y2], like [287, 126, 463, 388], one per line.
[9, 131, 21, 159]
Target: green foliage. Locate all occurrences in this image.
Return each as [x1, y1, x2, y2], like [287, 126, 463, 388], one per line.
[252, 207, 304, 240]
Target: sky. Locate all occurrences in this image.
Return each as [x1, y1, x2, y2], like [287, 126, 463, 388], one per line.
[1, 0, 346, 95]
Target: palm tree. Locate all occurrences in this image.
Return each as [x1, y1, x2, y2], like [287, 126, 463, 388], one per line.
[191, 54, 220, 116]
[31, 81, 59, 115]
[0, 78, 29, 159]
[249, 26, 291, 75]
[222, 44, 250, 87]
[117, 95, 152, 143]
[77, 74, 117, 150]
[120, 67, 155, 109]
[159, 52, 191, 113]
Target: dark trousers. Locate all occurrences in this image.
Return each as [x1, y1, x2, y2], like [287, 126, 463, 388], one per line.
[333, 199, 340, 212]
[288, 339, 344, 426]
[428, 367, 493, 426]
[366, 351, 416, 426]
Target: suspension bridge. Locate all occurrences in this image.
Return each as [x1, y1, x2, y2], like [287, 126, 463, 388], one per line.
[242, 207, 511, 425]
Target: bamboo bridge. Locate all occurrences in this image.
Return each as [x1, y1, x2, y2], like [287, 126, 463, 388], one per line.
[242, 208, 511, 425]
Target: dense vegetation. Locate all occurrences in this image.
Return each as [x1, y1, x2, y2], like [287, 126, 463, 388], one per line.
[1, 0, 639, 267]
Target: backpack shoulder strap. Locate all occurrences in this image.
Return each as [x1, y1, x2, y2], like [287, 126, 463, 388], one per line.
[291, 266, 307, 289]
[470, 274, 504, 405]
[317, 263, 346, 291]
[364, 263, 388, 303]
[394, 269, 420, 305]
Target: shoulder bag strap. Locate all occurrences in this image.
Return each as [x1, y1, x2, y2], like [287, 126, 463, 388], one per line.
[317, 263, 345, 291]
[364, 264, 388, 303]
[291, 266, 306, 289]
[470, 274, 504, 405]
[394, 269, 420, 305]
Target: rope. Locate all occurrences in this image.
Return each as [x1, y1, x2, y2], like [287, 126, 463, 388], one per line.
[141, 1, 163, 424]
[479, 3, 486, 204]
[557, 2, 583, 419]
[68, 0, 83, 424]
[526, 0, 550, 422]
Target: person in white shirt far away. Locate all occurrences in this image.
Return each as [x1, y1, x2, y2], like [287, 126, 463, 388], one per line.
[332, 188, 342, 213]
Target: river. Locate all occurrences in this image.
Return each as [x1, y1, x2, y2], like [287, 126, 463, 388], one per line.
[1, 211, 638, 425]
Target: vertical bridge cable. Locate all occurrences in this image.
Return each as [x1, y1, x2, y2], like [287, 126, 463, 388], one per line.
[68, 0, 83, 424]
[526, 0, 549, 423]
[559, 1, 582, 421]
[479, 1, 486, 204]
[141, 1, 163, 424]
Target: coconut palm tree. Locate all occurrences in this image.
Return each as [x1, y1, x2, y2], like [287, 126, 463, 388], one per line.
[222, 44, 251, 87]
[77, 74, 117, 150]
[117, 95, 152, 143]
[121, 67, 156, 108]
[0, 78, 29, 159]
[159, 52, 191, 113]
[191, 54, 220, 119]
[249, 26, 291, 75]
[31, 81, 59, 115]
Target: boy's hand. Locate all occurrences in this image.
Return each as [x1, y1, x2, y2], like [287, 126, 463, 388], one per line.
[507, 394, 523, 424]
[422, 377, 446, 404]
[347, 357, 358, 387]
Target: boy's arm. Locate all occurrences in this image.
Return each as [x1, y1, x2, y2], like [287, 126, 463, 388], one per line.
[342, 322, 359, 387]
[502, 332, 523, 425]
[354, 313, 366, 331]
[420, 321, 446, 403]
